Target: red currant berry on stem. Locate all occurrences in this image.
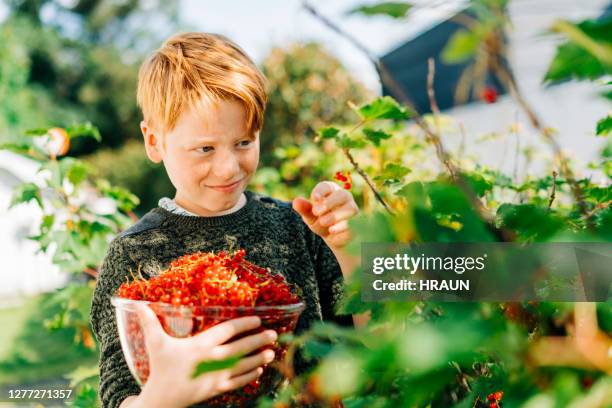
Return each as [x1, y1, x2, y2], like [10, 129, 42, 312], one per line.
[482, 86, 498, 104]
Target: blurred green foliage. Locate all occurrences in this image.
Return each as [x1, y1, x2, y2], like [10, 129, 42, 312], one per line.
[0, 286, 97, 385]
[0, 0, 180, 154]
[260, 42, 371, 166]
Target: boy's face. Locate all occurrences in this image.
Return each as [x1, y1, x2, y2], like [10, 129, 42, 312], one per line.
[142, 98, 259, 216]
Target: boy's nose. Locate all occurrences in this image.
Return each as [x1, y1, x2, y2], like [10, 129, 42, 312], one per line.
[212, 152, 241, 180]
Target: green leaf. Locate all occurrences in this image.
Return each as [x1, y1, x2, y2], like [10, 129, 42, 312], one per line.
[496, 204, 565, 241]
[24, 128, 53, 136]
[31, 213, 56, 249]
[44, 284, 95, 329]
[551, 19, 612, 63]
[0, 141, 31, 154]
[66, 122, 102, 142]
[0, 140, 48, 161]
[60, 158, 92, 186]
[545, 43, 609, 83]
[348, 212, 395, 245]
[595, 206, 612, 240]
[374, 163, 411, 182]
[66, 383, 98, 408]
[348, 2, 412, 19]
[308, 322, 366, 343]
[544, 18, 612, 83]
[602, 140, 612, 158]
[358, 96, 413, 121]
[10, 182, 42, 208]
[596, 115, 612, 136]
[338, 279, 373, 315]
[363, 128, 392, 146]
[441, 29, 481, 64]
[318, 126, 341, 139]
[192, 356, 240, 377]
[337, 134, 368, 149]
[303, 339, 335, 360]
[41, 214, 55, 231]
[97, 179, 140, 212]
[463, 172, 494, 197]
[422, 182, 495, 242]
[396, 181, 429, 208]
[582, 184, 612, 203]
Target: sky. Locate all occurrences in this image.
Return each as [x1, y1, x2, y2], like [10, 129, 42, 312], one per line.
[178, 0, 465, 92]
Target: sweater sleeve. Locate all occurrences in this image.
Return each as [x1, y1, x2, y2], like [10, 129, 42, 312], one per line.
[312, 235, 354, 327]
[90, 238, 141, 408]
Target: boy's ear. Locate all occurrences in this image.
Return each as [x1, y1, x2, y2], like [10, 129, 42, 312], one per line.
[140, 121, 163, 163]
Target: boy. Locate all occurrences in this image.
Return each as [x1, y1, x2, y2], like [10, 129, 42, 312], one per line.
[90, 32, 361, 408]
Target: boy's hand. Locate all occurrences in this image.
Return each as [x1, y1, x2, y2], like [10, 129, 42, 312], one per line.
[292, 181, 359, 250]
[129, 305, 277, 408]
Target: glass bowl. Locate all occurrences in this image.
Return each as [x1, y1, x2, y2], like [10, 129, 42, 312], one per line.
[111, 296, 305, 407]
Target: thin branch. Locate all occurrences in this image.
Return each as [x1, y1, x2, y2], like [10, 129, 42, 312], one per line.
[423, 59, 458, 180]
[585, 200, 612, 219]
[321, 115, 394, 214]
[127, 210, 139, 223]
[343, 147, 394, 215]
[427, 58, 441, 117]
[84, 267, 98, 279]
[548, 170, 557, 208]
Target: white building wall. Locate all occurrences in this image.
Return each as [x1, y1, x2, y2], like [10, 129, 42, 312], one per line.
[443, 0, 610, 182]
[0, 151, 65, 305]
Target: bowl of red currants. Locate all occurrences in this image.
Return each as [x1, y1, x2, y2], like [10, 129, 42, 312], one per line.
[112, 249, 305, 407]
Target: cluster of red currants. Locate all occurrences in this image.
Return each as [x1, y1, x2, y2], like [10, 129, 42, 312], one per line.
[334, 171, 352, 190]
[118, 249, 300, 308]
[486, 390, 504, 408]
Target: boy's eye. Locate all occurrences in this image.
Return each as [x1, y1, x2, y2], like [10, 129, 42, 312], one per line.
[200, 146, 214, 153]
[237, 140, 251, 147]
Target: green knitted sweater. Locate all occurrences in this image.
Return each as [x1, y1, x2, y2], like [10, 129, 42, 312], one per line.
[90, 190, 352, 408]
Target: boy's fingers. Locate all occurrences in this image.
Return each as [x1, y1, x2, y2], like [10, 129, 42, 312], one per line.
[292, 197, 317, 225]
[292, 197, 330, 237]
[312, 189, 349, 217]
[311, 181, 337, 202]
[329, 220, 350, 234]
[196, 316, 261, 346]
[134, 304, 165, 348]
[214, 330, 277, 358]
[229, 349, 275, 377]
[218, 367, 263, 392]
[318, 203, 359, 228]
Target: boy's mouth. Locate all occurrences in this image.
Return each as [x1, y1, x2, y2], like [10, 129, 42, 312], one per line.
[207, 178, 243, 192]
